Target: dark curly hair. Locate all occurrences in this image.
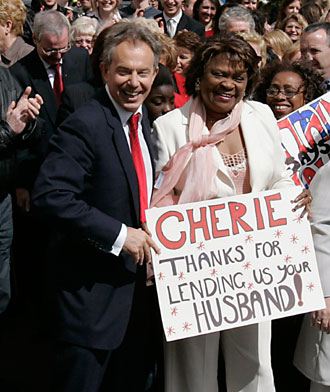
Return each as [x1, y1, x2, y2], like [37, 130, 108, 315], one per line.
[185, 33, 260, 98]
[253, 60, 326, 105]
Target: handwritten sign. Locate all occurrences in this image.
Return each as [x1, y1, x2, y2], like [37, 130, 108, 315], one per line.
[146, 188, 324, 341]
[278, 92, 330, 188]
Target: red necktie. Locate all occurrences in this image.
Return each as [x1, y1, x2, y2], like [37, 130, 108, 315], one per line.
[128, 113, 148, 223]
[53, 63, 63, 104]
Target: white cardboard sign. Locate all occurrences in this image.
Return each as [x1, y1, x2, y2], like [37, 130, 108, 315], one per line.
[146, 187, 325, 342]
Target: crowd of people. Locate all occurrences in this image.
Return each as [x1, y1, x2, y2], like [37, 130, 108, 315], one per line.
[1, 0, 330, 391]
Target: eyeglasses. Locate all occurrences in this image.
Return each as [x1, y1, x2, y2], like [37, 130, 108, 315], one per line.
[266, 86, 303, 98]
[41, 45, 71, 56]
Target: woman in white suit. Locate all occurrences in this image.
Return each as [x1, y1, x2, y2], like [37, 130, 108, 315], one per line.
[151, 34, 310, 392]
[294, 161, 330, 392]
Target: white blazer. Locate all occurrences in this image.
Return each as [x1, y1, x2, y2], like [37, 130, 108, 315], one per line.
[294, 161, 330, 386]
[152, 99, 293, 196]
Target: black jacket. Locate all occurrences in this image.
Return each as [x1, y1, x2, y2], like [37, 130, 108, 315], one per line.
[0, 67, 40, 200]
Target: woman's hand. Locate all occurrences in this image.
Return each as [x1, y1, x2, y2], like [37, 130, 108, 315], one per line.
[311, 297, 330, 334]
[291, 188, 312, 219]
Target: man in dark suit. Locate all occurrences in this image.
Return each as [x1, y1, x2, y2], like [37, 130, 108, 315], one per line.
[11, 10, 93, 198]
[9, 10, 93, 322]
[161, 0, 204, 38]
[32, 19, 161, 392]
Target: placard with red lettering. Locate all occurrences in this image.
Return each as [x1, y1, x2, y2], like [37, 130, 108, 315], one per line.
[146, 187, 324, 341]
[278, 92, 330, 188]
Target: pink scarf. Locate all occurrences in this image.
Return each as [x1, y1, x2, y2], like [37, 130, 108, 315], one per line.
[150, 96, 244, 207]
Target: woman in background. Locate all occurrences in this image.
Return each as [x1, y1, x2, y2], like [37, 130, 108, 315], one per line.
[240, 31, 268, 68]
[264, 29, 293, 59]
[192, 0, 219, 37]
[173, 31, 202, 107]
[276, 0, 302, 26]
[70, 16, 99, 54]
[254, 62, 324, 389]
[145, 64, 175, 127]
[254, 61, 325, 120]
[90, 0, 121, 27]
[278, 13, 308, 42]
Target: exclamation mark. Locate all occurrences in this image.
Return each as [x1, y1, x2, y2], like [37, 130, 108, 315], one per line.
[294, 273, 303, 306]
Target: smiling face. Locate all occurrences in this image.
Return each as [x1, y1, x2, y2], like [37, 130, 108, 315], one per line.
[97, 0, 118, 13]
[300, 29, 330, 79]
[145, 84, 175, 124]
[284, 0, 301, 16]
[284, 18, 302, 42]
[101, 40, 158, 113]
[175, 46, 193, 74]
[198, 0, 216, 27]
[199, 53, 248, 120]
[161, 0, 183, 17]
[266, 71, 305, 119]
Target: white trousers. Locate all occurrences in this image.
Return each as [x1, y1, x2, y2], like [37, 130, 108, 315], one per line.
[164, 321, 275, 392]
[311, 382, 330, 392]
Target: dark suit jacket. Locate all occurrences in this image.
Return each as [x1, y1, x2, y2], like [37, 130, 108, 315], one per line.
[32, 87, 155, 350]
[10, 47, 93, 189]
[163, 12, 205, 38]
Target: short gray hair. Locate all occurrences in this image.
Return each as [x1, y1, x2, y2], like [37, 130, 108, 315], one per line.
[218, 5, 255, 32]
[33, 10, 70, 42]
[303, 22, 330, 47]
[70, 16, 99, 43]
[101, 19, 163, 70]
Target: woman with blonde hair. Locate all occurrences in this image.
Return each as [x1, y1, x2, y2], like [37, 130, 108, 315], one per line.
[0, 0, 34, 67]
[90, 0, 121, 27]
[283, 39, 301, 61]
[239, 31, 267, 68]
[278, 13, 308, 42]
[70, 16, 99, 54]
[264, 29, 293, 60]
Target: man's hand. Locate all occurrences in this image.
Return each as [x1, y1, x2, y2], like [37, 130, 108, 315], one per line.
[123, 227, 160, 266]
[16, 188, 31, 213]
[155, 16, 165, 33]
[6, 86, 43, 135]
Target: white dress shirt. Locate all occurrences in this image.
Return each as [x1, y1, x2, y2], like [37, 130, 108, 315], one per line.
[105, 85, 153, 256]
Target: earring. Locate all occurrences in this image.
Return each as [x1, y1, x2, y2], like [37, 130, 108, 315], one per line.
[195, 78, 200, 92]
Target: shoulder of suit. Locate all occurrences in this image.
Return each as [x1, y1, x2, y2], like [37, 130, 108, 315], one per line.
[154, 98, 191, 128]
[181, 13, 204, 29]
[243, 99, 275, 118]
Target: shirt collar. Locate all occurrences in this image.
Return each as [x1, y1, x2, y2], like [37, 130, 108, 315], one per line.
[105, 84, 143, 126]
[163, 9, 182, 24]
[39, 54, 63, 70]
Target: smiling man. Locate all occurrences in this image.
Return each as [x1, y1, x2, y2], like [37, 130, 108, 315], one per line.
[300, 22, 330, 88]
[32, 18, 162, 392]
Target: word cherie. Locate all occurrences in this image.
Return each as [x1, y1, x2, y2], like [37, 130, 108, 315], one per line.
[155, 193, 287, 250]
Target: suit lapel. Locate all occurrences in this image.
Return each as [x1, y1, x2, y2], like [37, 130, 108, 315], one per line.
[141, 105, 155, 182]
[99, 89, 141, 221]
[176, 14, 187, 34]
[240, 103, 270, 192]
[27, 51, 58, 125]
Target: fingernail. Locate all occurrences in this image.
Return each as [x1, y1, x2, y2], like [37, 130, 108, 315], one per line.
[292, 208, 296, 212]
